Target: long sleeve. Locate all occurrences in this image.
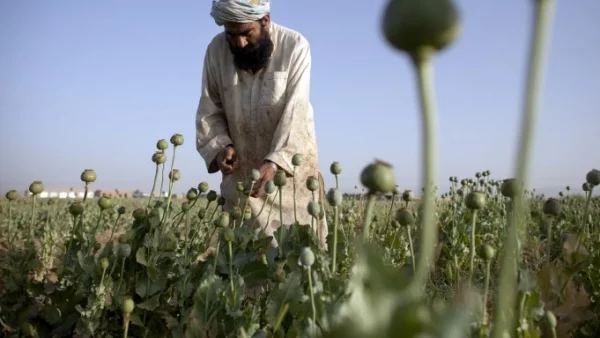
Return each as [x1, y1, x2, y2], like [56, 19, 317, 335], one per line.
[196, 44, 233, 174]
[264, 38, 315, 176]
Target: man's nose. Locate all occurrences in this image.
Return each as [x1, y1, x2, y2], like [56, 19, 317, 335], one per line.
[235, 37, 248, 48]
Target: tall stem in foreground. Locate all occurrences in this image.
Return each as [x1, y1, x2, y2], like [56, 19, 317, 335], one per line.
[162, 146, 178, 223]
[292, 166, 298, 223]
[331, 205, 339, 273]
[159, 159, 166, 197]
[278, 186, 284, 257]
[361, 194, 376, 242]
[408, 47, 438, 296]
[491, 1, 555, 336]
[148, 164, 160, 207]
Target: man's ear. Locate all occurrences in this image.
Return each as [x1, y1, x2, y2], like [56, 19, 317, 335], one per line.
[261, 14, 271, 30]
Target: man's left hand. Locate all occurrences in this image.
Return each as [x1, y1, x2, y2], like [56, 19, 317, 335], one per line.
[251, 162, 277, 198]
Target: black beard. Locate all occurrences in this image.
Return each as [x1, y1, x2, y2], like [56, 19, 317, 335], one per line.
[229, 27, 274, 72]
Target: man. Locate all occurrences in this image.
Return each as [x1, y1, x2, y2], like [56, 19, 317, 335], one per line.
[195, 0, 327, 250]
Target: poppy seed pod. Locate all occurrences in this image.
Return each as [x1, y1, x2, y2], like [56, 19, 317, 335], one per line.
[306, 176, 319, 192]
[120, 244, 132, 258]
[157, 139, 169, 151]
[299, 247, 315, 267]
[231, 206, 242, 220]
[360, 160, 396, 194]
[80, 169, 97, 184]
[501, 179, 520, 199]
[251, 169, 261, 182]
[223, 228, 235, 242]
[181, 202, 191, 213]
[244, 206, 252, 220]
[206, 190, 218, 202]
[69, 201, 84, 216]
[198, 208, 206, 220]
[265, 180, 276, 195]
[585, 169, 600, 186]
[122, 298, 135, 315]
[152, 151, 166, 164]
[382, 0, 461, 55]
[6, 190, 19, 201]
[465, 191, 486, 210]
[402, 190, 413, 202]
[98, 195, 113, 210]
[292, 154, 304, 167]
[395, 208, 415, 227]
[132, 208, 147, 221]
[477, 244, 496, 261]
[217, 196, 226, 206]
[198, 182, 209, 193]
[186, 188, 198, 201]
[118, 234, 128, 243]
[117, 206, 126, 215]
[330, 161, 342, 175]
[582, 182, 590, 192]
[29, 181, 44, 195]
[100, 257, 109, 270]
[236, 182, 245, 192]
[170, 133, 184, 146]
[169, 169, 180, 182]
[327, 188, 343, 207]
[307, 201, 321, 218]
[215, 212, 230, 228]
[543, 198, 561, 217]
[274, 170, 287, 187]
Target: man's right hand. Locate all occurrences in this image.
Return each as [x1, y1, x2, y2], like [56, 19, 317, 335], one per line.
[216, 145, 239, 175]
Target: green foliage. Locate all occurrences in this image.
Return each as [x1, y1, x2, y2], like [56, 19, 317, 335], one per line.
[0, 165, 598, 337]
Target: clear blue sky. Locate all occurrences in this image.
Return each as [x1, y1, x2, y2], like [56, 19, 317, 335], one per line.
[1, 0, 598, 196]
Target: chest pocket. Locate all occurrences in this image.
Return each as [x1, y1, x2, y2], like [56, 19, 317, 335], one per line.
[259, 71, 288, 108]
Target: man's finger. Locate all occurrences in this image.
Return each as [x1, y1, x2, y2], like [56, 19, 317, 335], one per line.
[225, 147, 236, 160]
[250, 179, 265, 197]
[232, 158, 240, 170]
[221, 164, 234, 175]
[254, 185, 266, 198]
[224, 152, 238, 168]
[250, 182, 261, 197]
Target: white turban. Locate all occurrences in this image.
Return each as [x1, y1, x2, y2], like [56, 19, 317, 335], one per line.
[210, 0, 271, 26]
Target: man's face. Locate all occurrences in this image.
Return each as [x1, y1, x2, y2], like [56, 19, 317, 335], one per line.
[224, 16, 274, 72]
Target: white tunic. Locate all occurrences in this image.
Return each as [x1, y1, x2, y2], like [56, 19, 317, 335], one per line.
[195, 22, 327, 248]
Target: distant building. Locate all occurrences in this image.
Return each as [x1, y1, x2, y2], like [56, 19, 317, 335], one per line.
[30, 188, 136, 199]
[22, 187, 186, 199]
[31, 188, 94, 199]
